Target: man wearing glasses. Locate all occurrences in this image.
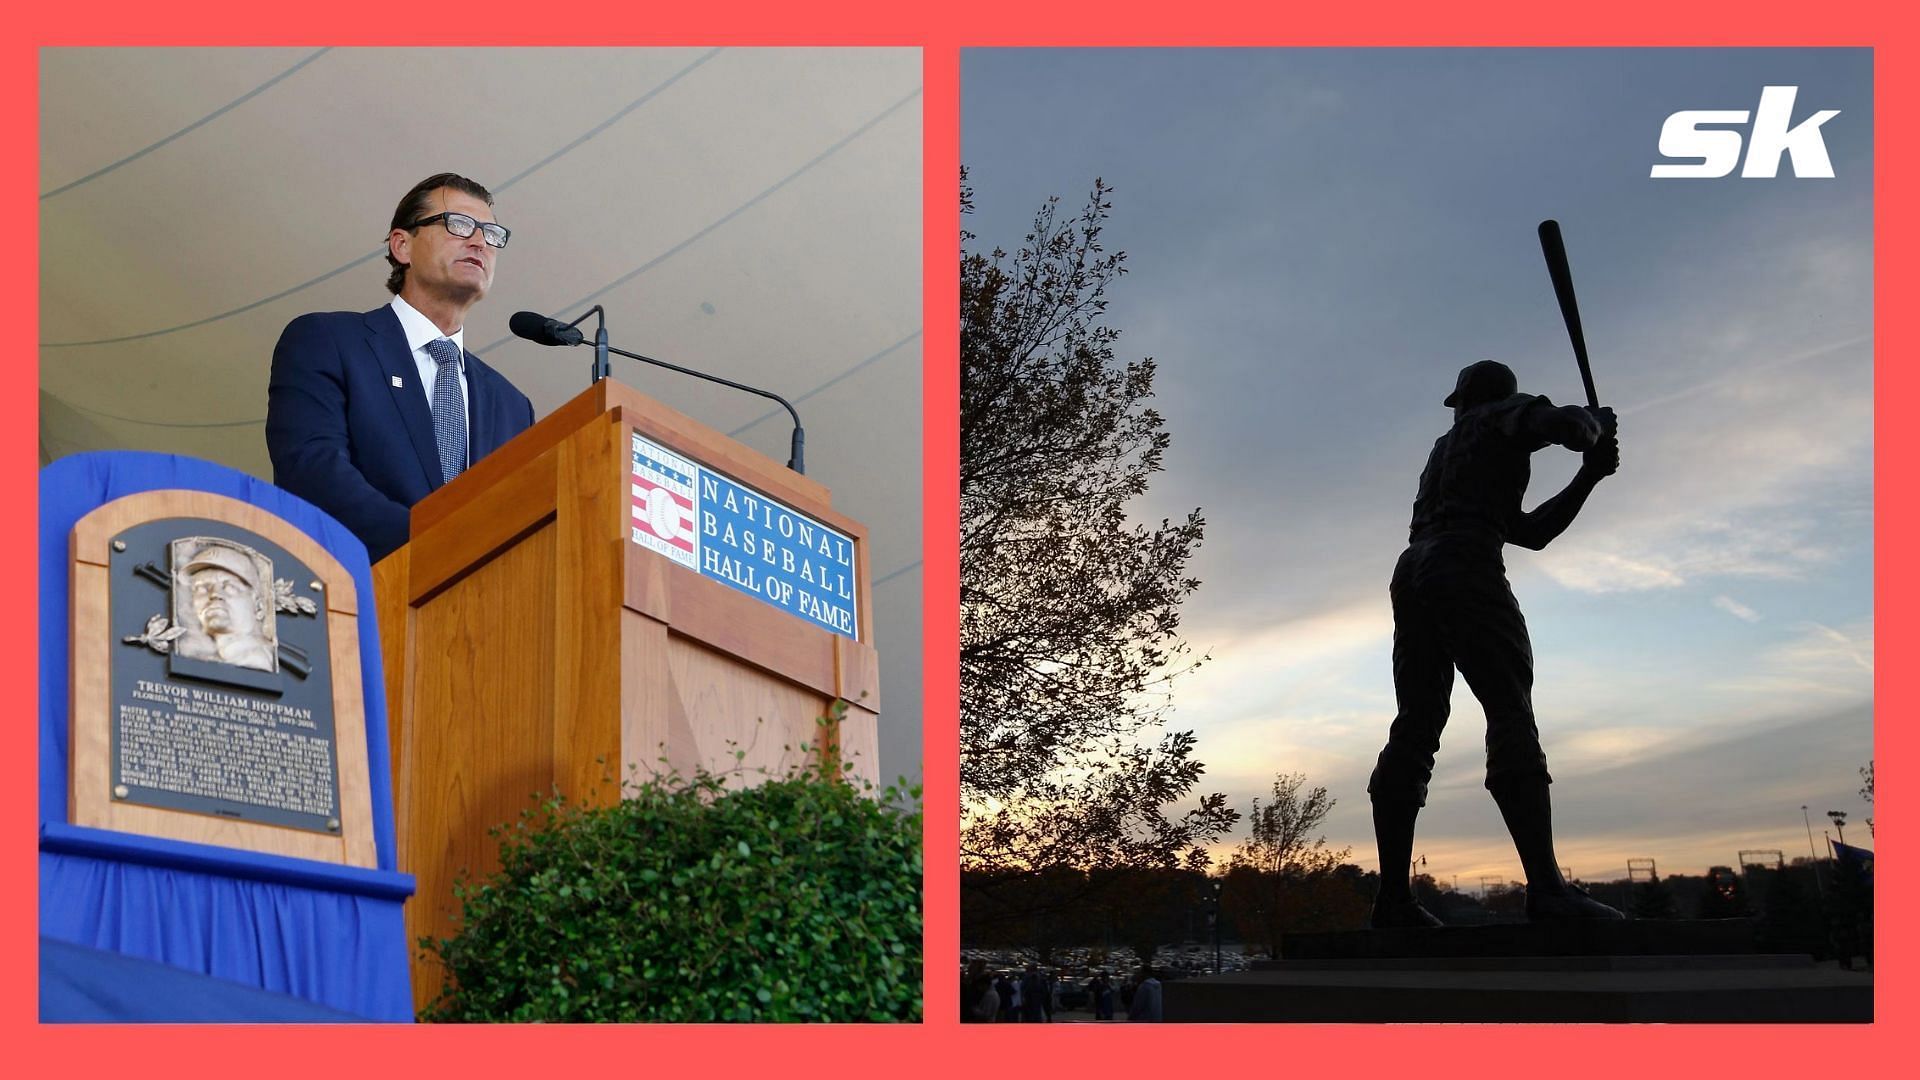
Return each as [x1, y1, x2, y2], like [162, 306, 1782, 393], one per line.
[267, 173, 536, 563]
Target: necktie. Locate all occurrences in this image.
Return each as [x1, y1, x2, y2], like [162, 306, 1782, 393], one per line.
[424, 337, 467, 484]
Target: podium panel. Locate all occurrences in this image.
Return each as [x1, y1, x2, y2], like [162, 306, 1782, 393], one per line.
[377, 380, 881, 1009]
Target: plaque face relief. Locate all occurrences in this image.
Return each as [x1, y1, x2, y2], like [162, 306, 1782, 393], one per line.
[109, 519, 341, 834]
[630, 432, 861, 639]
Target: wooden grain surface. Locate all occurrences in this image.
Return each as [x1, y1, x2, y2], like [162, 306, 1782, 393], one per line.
[325, 607, 377, 867]
[551, 415, 626, 803]
[384, 386, 888, 1007]
[624, 547, 840, 695]
[371, 546, 410, 865]
[664, 634, 834, 786]
[406, 451, 558, 603]
[399, 521, 558, 1009]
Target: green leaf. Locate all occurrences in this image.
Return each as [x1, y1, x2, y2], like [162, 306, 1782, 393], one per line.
[417, 763, 921, 1024]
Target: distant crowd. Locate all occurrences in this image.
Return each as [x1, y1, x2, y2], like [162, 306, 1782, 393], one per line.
[962, 960, 1162, 1022]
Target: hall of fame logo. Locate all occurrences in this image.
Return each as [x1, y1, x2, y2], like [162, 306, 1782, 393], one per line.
[630, 436, 699, 571]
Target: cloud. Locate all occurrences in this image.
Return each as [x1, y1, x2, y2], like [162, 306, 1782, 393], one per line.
[1623, 334, 1871, 417]
[1548, 725, 1689, 773]
[1538, 551, 1687, 593]
[1192, 600, 1391, 674]
[1537, 519, 1841, 595]
[1796, 621, 1874, 672]
[1176, 600, 1392, 721]
[1712, 594, 1762, 622]
[1703, 618, 1873, 703]
[1765, 619, 1874, 677]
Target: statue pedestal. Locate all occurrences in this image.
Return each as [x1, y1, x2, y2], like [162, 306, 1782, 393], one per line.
[1164, 921, 1871, 1022]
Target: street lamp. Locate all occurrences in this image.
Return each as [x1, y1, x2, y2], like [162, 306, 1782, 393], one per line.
[1802, 804, 1826, 899]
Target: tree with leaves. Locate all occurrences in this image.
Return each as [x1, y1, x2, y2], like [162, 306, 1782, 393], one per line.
[1753, 865, 1829, 958]
[1222, 774, 1359, 955]
[1632, 873, 1679, 920]
[1096, 865, 1211, 970]
[960, 171, 1232, 885]
[1860, 760, 1874, 837]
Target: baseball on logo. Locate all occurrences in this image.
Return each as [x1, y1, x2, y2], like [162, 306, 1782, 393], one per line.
[646, 487, 687, 542]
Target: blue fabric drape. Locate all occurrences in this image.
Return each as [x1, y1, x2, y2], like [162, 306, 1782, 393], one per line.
[39, 452, 414, 1021]
[40, 936, 365, 1022]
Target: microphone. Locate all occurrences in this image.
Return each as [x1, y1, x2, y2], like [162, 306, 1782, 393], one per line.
[507, 309, 807, 474]
[509, 310, 583, 347]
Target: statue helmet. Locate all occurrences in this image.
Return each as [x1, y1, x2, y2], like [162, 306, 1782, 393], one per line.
[1443, 359, 1518, 408]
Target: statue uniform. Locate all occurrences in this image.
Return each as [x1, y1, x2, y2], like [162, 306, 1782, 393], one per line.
[1369, 392, 1560, 806]
[1366, 351, 1623, 925]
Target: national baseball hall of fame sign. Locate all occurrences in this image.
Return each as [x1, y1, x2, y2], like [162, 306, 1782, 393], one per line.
[630, 432, 860, 639]
[67, 490, 377, 868]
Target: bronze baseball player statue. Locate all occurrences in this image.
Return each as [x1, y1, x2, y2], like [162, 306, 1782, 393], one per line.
[1368, 359, 1624, 927]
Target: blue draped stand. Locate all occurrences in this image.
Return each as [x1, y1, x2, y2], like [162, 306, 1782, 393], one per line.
[39, 452, 415, 1022]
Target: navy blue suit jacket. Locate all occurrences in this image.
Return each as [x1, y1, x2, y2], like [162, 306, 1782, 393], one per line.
[266, 305, 535, 563]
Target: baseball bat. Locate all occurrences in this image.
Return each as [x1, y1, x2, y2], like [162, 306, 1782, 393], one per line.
[1537, 219, 1599, 409]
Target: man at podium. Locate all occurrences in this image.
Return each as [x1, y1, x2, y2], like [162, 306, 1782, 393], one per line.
[266, 172, 535, 562]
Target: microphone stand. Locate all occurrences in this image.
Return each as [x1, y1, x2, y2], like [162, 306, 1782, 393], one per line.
[550, 307, 805, 475]
[565, 306, 610, 382]
[603, 342, 806, 475]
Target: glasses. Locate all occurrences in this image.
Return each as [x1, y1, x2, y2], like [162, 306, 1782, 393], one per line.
[404, 211, 511, 249]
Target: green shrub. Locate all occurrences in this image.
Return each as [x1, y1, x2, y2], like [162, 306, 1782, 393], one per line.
[420, 758, 923, 1023]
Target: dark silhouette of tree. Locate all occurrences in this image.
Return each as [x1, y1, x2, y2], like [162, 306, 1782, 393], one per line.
[1098, 866, 1208, 970]
[1860, 760, 1874, 836]
[960, 171, 1230, 879]
[958, 866, 1088, 965]
[1828, 855, 1871, 968]
[1632, 873, 1679, 919]
[1753, 865, 1829, 959]
[1410, 875, 1494, 925]
[1482, 882, 1528, 922]
[1410, 872, 1447, 910]
[959, 864, 1216, 969]
[1221, 774, 1359, 955]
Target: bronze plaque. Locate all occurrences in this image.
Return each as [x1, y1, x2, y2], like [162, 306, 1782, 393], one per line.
[109, 520, 339, 834]
[69, 489, 376, 867]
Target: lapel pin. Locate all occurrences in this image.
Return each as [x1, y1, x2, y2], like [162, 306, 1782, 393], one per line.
[391, 375, 404, 388]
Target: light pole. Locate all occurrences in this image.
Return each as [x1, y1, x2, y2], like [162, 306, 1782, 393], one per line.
[1802, 804, 1826, 899]
[1208, 879, 1223, 975]
[1827, 810, 1848, 847]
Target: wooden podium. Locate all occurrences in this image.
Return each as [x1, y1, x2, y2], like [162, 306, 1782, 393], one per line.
[372, 379, 880, 1009]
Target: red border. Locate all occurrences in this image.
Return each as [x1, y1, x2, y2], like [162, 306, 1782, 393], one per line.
[10, 0, 1905, 1071]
